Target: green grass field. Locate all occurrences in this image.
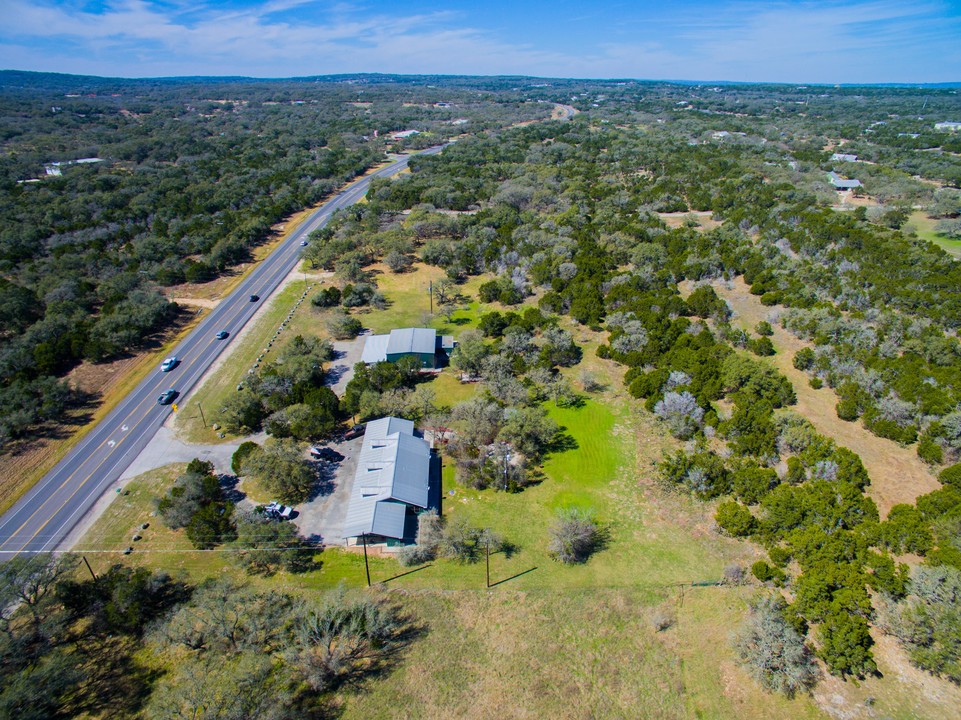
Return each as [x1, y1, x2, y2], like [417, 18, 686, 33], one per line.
[907, 210, 961, 258]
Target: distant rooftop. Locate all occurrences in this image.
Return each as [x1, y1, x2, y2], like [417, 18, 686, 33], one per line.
[828, 171, 862, 190]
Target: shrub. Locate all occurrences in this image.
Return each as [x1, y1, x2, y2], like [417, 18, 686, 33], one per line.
[918, 434, 944, 465]
[724, 563, 747, 585]
[715, 501, 758, 537]
[865, 414, 918, 444]
[755, 321, 774, 337]
[547, 508, 603, 564]
[231, 441, 259, 475]
[809, 377, 823, 389]
[836, 397, 861, 421]
[751, 561, 786, 585]
[311, 286, 341, 308]
[793, 347, 815, 371]
[651, 607, 676, 632]
[749, 337, 776, 356]
[325, 311, 363, 340]
[938, 463, 961, 489]
[733, 595, 819, 697]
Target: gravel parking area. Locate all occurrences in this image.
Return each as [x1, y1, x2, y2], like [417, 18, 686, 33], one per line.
[292, 434, 363, 546]
[325, 331, 368, 396]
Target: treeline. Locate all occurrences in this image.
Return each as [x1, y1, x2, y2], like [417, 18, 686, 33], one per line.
[0, 553, 407, 718]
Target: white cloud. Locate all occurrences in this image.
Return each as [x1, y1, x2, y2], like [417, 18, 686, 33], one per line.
[1, 0, 958, 82]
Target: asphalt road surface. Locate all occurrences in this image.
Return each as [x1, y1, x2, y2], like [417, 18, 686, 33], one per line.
[0, 146, 446, 557]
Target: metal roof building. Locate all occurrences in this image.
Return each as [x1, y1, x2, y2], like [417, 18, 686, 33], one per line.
[342, 416, 432, 541]
[361, 328, 453, 369]
[386, 328, 436, 357]
[828, 171, 862, 190]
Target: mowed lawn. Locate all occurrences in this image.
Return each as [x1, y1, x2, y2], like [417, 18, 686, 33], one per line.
[908, 210, 961, 259]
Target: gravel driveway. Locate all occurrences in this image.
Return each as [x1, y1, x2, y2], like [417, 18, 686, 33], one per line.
[293, 435, 363, 546]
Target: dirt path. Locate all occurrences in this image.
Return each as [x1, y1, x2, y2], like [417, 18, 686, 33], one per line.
[703, 277, 941, 517]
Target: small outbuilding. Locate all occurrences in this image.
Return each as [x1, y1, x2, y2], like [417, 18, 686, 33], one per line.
[361, 327, 454, 369]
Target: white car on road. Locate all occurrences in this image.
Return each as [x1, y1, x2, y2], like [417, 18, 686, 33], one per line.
[160, 356, 178, 372]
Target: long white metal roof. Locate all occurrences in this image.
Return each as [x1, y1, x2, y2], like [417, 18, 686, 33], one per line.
[342, 416, 430, 539]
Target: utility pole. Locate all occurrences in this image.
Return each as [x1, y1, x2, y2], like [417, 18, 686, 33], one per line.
[486, 534, 490, 588]
[429, 281, 433, 315]
[361, 533, 371, 587]
[82, 556, 97, 582]
[197, 402, 207, 428]
[501, 443, 511, 492]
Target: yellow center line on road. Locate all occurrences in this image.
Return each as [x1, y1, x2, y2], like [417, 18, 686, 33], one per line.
[3, 258, 269, 551]
[16, 251, 290, 550]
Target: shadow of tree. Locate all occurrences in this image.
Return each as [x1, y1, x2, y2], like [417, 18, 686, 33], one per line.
[306, 459, 337, 501]
[547, 428, 579, 454]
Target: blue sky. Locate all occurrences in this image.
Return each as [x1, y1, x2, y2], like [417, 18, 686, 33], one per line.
[1, 0, 959, 83]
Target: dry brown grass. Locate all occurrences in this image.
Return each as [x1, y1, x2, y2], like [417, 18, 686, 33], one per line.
[702, 277, 941, 517]
[811, 632, 961, 720]
[658, 211, 722, 230]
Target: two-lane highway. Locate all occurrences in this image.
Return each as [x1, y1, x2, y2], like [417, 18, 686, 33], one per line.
[0, 146, 446, 556]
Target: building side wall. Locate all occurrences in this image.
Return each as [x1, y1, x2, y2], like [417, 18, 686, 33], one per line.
[385, 351, 436, 369]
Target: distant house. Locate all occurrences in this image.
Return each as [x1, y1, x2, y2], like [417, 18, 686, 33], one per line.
[831, 153, 858, 162]
[43, 157, 104, 177]
[361, 328, 454, 369]
[390, 129, 420, 139]
[828, 171, 862, 191]
[342, 417, 440, 545]
[934, 121, 961, 132]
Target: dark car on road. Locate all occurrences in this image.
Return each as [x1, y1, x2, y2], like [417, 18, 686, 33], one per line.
[157, 389, 177, 405]
[215, 330, 229, 340]
[249, 294, 259, 302]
